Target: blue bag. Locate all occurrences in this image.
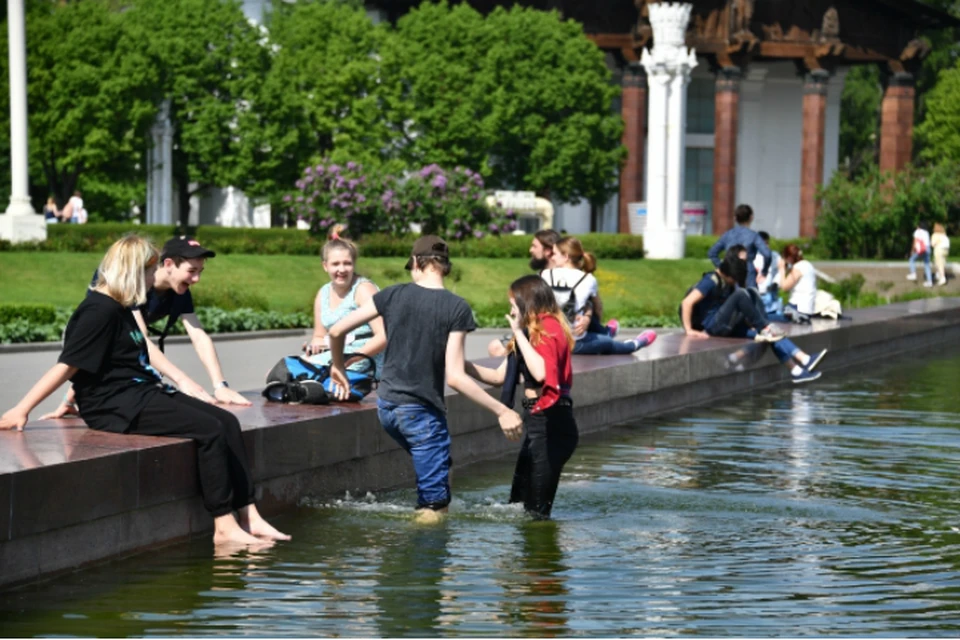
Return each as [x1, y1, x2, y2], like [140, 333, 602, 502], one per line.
[263, 353, 377, 403]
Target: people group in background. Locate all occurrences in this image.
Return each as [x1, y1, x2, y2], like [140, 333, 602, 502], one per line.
[931, 223, 950, 286]
[42, 191, 88, 224]
[907, 221, 934, 287]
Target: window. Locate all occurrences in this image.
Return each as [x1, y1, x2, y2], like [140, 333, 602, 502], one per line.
[684, 148, 713, 204]
[686, 77, 716, 135]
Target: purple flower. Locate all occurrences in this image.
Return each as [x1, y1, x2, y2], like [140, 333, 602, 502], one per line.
[295, 180, 305, 189]
[347, 179, 359, 190]
[304, 166, 313, 175]
[282, 194, 292, 202]
[418, 163, 441, 178]
[455, 231, 464, 240]
[296, 196, 304, 203]
[381, 190, 395, 202]
[488, 223, 498, 232]
[329, 164, 341, 174]
[356, 194, 366, 203]
[473, 230, 484, 239]
[316, 165, 325, 175]
[346, 161, 358, 171]
[305, 175, 314, 184]
[452, 218, 461, 226]
[459, 186, 470, 195]
[336, 177, 346, 188]
[432, 175, 447, 190]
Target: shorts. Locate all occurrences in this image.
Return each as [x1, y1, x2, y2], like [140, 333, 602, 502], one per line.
[377, 398, 452, 510]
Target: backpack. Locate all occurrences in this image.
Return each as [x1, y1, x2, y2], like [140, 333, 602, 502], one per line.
[544, 269, 590, 324]
[262, 353, 377, 404]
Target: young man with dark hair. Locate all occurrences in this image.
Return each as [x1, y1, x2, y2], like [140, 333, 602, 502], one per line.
[708, 204, 771, 289]
[45, 237, 251, 419]
[679, 254, 825, 383]
[326, 235, 524, 522]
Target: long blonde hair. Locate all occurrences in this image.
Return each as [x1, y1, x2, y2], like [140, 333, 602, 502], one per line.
[92, 234, 159, 307]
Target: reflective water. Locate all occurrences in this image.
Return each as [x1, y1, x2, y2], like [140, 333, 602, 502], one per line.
[3, 348, 960, 637]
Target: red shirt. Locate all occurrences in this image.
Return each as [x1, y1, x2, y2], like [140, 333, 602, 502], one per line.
[532, 314, 573, 414]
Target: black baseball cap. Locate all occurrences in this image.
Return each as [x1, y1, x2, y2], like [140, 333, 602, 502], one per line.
[404, 235, 449, 270]
[161, 236, 216, 261]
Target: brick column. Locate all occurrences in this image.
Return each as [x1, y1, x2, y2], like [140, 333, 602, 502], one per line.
[879, 72, 915, 174]
[712, 67, 740, 235]
[619, 63, 646, 234]
[800, 70, 829, 238]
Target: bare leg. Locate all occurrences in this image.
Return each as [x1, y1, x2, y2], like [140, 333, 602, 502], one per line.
[237, 504, 291, 541]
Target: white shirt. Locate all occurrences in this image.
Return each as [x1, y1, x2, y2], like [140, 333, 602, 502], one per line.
[69, 196, 87, 224]
[540, 267, 598, 338]
[913, 228, 931, 254]
[789, 260, 817, 315]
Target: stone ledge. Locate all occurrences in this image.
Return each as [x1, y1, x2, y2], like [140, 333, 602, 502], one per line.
[2, 298, 960, 587]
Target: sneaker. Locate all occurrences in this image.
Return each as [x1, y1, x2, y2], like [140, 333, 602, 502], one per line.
[606, 319, 620, 338]
[906, 273, 917, 281]
[924, 280, 933, 288]
[792, 368, 822, 384]
[938, 278, 947, 286]
[806, 348, 828, 372]
[755, 325, 786, 343]
[292, 379, 330, 405]
[631, 329, 657, 349]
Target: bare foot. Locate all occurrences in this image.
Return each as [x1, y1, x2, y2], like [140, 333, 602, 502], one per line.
[238, 505, 292, 541]
[213, 526, 270, 547]
[413, 508, 446, 525]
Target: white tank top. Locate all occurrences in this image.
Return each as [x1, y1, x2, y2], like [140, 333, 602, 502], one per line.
[789, 260, 817, 315]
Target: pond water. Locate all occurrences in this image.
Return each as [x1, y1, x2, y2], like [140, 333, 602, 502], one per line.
[3, 348, 960, 637]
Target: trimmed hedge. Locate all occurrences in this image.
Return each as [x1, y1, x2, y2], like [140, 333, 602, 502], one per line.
[0, 223, 817, 261]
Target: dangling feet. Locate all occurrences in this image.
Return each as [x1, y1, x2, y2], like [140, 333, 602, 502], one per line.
[606, 319, 620, 338]
[629, 330, 657, 351]
[238, 504, 292, 541]
[213, 513, 275, 548]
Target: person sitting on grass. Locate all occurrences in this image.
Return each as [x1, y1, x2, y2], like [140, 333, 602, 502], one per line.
[303, 225, 385, 377]
[546, 236, 655, 355]
[679, 253, 827, 383]
[463, 275, 579, 519]
[325, 235, 524, 524]
[0, 235, 289, 548]
[46, 236, 251, 419]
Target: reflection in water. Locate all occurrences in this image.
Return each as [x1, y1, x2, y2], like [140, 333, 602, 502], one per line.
[374, 524, 451, 637]
[501, 521, 570, 637]
[4, 347, 960, 636]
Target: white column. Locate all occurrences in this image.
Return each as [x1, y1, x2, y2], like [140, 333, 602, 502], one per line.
[0, 0, 44, 243]
[640, 2, 696, 259]
[146, 100, 173, 226]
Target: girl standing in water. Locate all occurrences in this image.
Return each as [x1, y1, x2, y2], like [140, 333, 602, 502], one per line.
[465, 275, 579, 518]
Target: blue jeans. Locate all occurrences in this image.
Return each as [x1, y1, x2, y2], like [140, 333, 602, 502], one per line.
[573, 331, 637, 355]
[909, 251, 932, 283]
[377, 399, 452, 510]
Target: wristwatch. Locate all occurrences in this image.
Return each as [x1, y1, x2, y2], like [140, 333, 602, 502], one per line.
[214, 381, 230, 390]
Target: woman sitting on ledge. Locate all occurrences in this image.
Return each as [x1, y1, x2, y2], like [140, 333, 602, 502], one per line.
[0, 235, 289, 549]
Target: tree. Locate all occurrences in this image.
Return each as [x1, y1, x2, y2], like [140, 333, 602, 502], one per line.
[255, 0, 404, 200]
[839, 65, 881, 175]
[916, 59, 960, 163]
[382, 1, 625, 205]
[123, 0, 271, 224]
[0, 0, 156, 216]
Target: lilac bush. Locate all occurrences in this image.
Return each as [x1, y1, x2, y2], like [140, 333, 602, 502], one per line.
[285, 160, 517, 240]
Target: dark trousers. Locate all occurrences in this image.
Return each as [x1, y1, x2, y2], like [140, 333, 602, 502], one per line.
[130, 392, 255, 517]
[705, 288, 769, 337]
[510, 399, 579, 519]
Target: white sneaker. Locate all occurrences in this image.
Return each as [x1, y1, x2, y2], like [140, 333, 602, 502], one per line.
[906, 273, 917, 281]
[924, 280, 933, 288]
[938, 278, 947, 286]
[755, 325, 786, 342]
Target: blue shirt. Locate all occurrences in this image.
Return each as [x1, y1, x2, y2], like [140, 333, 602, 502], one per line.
[683, 272, 734, 331]
[707, 226, 771, 289]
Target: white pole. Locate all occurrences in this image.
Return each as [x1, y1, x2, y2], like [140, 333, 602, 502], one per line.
[0, 0, 44, 242]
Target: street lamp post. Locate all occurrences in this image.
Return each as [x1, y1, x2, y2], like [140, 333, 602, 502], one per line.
[0, 0, 44, 243]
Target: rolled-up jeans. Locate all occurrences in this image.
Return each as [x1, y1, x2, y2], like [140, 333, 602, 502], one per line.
[704, 289, 800, 364]
[377, 399, 452, 510]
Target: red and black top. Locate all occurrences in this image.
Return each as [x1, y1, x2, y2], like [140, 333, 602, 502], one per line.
[529, 314, 572, 414]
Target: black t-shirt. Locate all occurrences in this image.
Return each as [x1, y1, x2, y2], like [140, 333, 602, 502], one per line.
[373, 283, 476, 413]
[89, 268, 194, 338]
[59, 292, 168, 433]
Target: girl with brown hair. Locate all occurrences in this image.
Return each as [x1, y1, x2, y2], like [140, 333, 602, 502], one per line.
[465, 275, 580, 518]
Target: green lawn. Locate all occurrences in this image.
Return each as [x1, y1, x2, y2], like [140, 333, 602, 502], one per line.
[0, 252, 712, 321]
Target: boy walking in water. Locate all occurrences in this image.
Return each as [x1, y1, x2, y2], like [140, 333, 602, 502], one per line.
[327, 235, 524, 522]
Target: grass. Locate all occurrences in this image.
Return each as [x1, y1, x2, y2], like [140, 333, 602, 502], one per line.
[0, 252, 713, 320]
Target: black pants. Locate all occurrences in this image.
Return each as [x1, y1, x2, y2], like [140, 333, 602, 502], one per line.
[510, 398, 579, 519]
[706, 288, 769, 337]
[130, 392, 255, 517]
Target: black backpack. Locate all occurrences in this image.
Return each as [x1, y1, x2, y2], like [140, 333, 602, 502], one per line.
[544, 269, 590, 324]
